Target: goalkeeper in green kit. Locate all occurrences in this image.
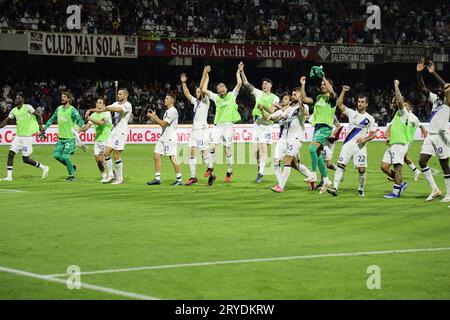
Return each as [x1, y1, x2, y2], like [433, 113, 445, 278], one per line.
[43, 92, 84, 181]
[301, 71, 337, 194]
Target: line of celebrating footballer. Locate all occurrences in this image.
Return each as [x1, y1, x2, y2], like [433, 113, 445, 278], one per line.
[0, 60, 449, 202]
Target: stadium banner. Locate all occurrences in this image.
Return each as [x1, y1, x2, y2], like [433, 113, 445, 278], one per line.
[138, 40, 316, 60]
[433, 47, 450, 63]
[384, 46, 433, 63]
[0, 124, 432, 146]
[316, 44, 384, 63]
[27, 31, 138, 58]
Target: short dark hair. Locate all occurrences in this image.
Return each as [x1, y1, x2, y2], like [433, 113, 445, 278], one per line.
[167, 93, 177, 102]
[358, 95, 369, 103]
[262, 78, 273, 85]
[119, 88, 129, 95]
[97, 97, 106, 103]
[292, 87, 301, 92]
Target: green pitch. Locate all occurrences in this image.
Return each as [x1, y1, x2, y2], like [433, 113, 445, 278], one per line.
[0, 141, 449, 300]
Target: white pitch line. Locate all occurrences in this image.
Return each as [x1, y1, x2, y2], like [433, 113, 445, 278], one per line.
[0, 189, 25, 193]
[0, 266, 160, 300]
[45, 247, 450, 278]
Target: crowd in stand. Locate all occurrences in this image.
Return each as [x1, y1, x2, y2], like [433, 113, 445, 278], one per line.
[0, 77, 435, 127]
[0, 0, 448, 46]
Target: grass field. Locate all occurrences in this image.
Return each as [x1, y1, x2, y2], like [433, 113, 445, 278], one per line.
[0, 141, 449, 300]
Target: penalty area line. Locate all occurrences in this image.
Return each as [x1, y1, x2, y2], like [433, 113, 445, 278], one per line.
[45, 246, 450, 278]
[0, 265, 160, 300]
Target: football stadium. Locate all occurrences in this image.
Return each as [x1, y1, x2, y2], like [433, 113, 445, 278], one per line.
[0, 0, 449, 308]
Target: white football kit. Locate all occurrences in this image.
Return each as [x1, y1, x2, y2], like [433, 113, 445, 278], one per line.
[188, 96, 210, 151]
[107, 101, 133, 151]
[155, 107, 179, 156]
[338, 108, 377, 168]
[420, 92, 450, 159]
[272, 103, 308, 160]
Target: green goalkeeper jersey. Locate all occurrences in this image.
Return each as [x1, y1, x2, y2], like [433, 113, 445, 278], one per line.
[251, 90, 279, 125]
[389, 110, 409, 145]
[311, 94, 337, 128]
[9, 104, 39, 137]
[213, 92, 241, 125]
[90, 111, 112, 142]
[44, 105, 84, 139]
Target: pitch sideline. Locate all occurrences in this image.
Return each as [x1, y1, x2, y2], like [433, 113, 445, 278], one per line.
[45, 246, 450, 278]
[0, 265, 160, 300]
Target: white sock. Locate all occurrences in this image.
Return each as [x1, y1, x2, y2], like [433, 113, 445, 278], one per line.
[155, 172, 161, 181]
[274, 163, 282, 183]
[115, 160, 123, 180]
[259, 162, 266, 175]
[105, 157, 114, 176]
[393, 184, 402, 195]
[297, 162, 312, 178]
[422, 166, 438, 190]
[36, 162, 46, 170]
[189, 157, 196, 178]
[208, 151, 215, 169]
[279, 165, 291, 189]
[310, 171, 317, 180]
[7, 166, 12, 179]
[176, 172, 182, 181]
[323, 176, 330, 185]
[202, 153, 209, 165]
[226, 153, 233, 173]
[334, 167, 344, 190]
[102, 172, 107, 179]
[408, 162, 418, 173]
[358, 172, 366, 190]
[445, 174, 450, 196]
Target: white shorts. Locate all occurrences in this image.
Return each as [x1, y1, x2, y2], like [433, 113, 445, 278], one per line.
[211, 124, 233, 147]
[322, 143, 335, 161]
[420, 133, 450, 160]
[155, 140, 178, 156]
[94, 141, 107, 156]
[382, 144, 408, 165]
[274, 138, 301, 160]
[189, 128, 209, 150]
[10, 136, 33, 157]
[337, 140, 368, 168]
[253, 124, 273, 144]
[107, 133, 127, 151]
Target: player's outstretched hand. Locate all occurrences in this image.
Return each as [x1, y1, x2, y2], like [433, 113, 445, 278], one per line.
[203, 65, 211, 74]
[180, 73, 187, 83]
[38, 129, 46, 140]
[342, 85, 351, 92]
[300, 76, 306, 85]
[394, 79, 400, 87]
[444, 83, 450, 92]
[238, 61, 244, 72]
[417, 58, 426, 72]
